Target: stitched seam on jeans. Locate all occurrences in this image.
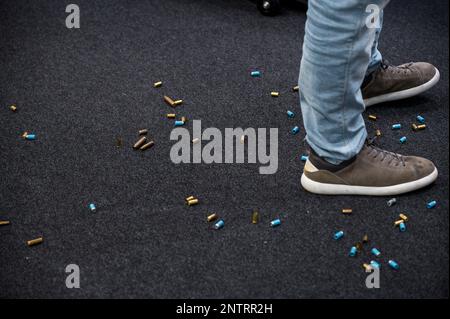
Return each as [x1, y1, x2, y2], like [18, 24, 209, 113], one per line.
[340, 3, 365, 160]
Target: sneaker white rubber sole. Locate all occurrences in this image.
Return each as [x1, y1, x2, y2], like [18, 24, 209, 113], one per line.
[301, 166, 438, 196]
[364, 67, 440, 107]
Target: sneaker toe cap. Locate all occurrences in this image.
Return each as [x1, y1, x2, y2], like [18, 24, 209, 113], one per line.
[415, 62, 438, 82]
[406, 156, 437, 180]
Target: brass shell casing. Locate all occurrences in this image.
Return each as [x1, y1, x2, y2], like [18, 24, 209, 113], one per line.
[27, 237, 43, 247]
[164, 95, 175, 106]
[356, 242, 363, 251]
[207, 213, 218, 222]
[187, 199, 199, 206]
[363, 263, 372, 271]
[140, 141, 155, 150]
[412, 124, 426, 131]
[133, 136, 147, 149]
[362, 234, 369, 243]
[252, 211, 259, 224]
[417, 124, 426, 130]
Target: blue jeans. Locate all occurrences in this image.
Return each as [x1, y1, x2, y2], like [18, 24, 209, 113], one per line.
[299, 0, 390, 164]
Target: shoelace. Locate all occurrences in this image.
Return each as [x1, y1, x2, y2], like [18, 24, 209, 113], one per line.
[366, 135, 406, 167]
[381, 60, 413, 75]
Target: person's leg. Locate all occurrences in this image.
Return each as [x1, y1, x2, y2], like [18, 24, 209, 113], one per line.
[298, 0, 438, 195]
[299, 0, 389, 164]
[361, 6, 440, 107]
[366, 9, 383, 76]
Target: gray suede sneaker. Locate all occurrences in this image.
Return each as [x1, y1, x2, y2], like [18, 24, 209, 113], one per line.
[301, 140, 438, 196]
[362, 61, 440, 107]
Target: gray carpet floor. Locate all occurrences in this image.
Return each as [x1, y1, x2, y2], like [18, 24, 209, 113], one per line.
[0, 0, 448, 298]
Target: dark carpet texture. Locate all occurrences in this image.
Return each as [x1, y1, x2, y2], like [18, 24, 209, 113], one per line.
[0, 0, 448, 298]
